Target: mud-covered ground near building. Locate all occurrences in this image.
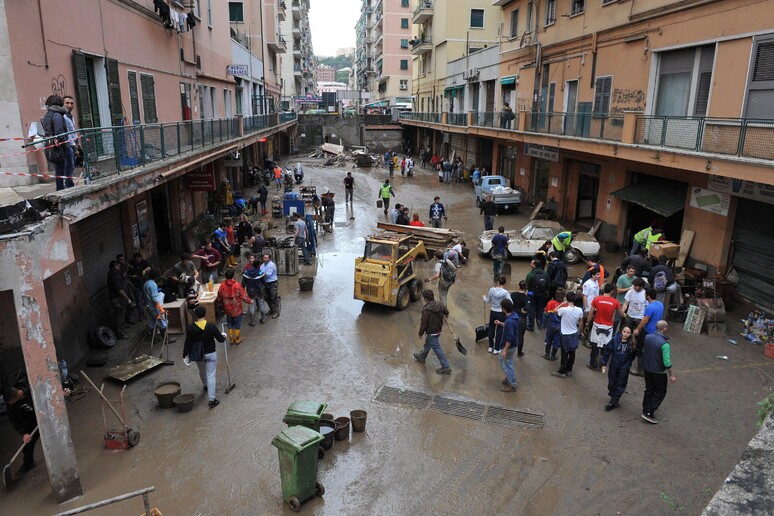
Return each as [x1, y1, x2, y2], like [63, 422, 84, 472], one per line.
[2, 158, 773, 515]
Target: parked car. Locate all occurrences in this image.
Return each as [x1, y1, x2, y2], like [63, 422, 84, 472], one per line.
[477, 220, 600, 264]
[474, 175, 521, 212]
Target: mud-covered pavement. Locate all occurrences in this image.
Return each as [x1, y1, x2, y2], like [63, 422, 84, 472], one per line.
[3, 159, 774, 515]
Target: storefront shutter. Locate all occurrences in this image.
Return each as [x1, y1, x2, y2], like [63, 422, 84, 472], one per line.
[106, 58, 123, 126]
[450, 133, 464, 158]
[465, 135, 477, 168]
[731, 200, 774, 312]
[76, 206, 126, 311]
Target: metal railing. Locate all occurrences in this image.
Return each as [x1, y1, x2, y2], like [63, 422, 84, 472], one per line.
[413, 0, 433, 17]
[527, 111, 624, 141]
[399, 112, 441, 123]
[448, 112, 467, 126]
[32, 113, 297, 185]
[473, 111, 517, 130]
[634, 115, 774, 159]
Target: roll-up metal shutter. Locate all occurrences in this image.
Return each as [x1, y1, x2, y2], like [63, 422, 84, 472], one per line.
[450, 133, 464, 158]
[77, 206, 125, 309]
[465, 135, 477, 168]
[731, 200, 774, 312]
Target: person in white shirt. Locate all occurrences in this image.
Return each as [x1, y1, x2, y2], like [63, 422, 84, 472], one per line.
[444, 241, 467, 267]
[551, 291, 584, 378]
[483, 276, 513, 354]
[582, 268, 601, 313]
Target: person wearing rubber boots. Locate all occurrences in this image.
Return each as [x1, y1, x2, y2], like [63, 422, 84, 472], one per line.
[378, 179, 395, 215]
[216, 269, 252, 345]
[413, 290, 452, 375]
[260, 253, 281, 319]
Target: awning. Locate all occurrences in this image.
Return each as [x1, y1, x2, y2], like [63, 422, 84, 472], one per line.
[500, 75, 516, 86]
[610, 180, 688, 218]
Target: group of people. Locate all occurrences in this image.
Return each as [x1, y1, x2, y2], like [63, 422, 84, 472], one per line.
[41, 94, 82, 190]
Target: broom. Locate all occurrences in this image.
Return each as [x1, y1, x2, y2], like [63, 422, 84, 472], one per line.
[444, 317, 467, 355]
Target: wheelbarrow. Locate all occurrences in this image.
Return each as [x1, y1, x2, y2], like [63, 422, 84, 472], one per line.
[80, 371, 140, 450]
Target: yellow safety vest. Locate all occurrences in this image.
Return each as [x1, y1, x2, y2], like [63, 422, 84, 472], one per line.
[645, 232, 663, 250]
[634, 227, 652, 244]
[552, 232, 572, 251]
[380, 184, 392, 198]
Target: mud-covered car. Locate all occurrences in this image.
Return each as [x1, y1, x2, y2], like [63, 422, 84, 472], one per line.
[477, 220, 600, 264]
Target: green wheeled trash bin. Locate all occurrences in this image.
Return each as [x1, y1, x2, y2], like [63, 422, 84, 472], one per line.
[282, 400, 328, 432]
[271, 425, 325, 512]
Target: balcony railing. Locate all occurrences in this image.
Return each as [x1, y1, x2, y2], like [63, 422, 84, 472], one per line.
[448, 113, 467, 126]
[412, 0, 434, 24]
[33, 113, 297, 185]
[400, 112, 441, 123]
[528, 112, 624, 142]
[634, 115, 774, 160]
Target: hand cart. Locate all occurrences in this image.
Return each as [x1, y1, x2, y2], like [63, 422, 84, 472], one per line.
[80, 372, 140, 450]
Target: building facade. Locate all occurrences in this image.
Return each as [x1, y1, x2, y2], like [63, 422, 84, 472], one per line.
[0, 0, 299, 501]
[411, 0, 500, 113]
[280, 0, 316, 105]
[316, 64, 336, 82]
[402, 0, 774, 312]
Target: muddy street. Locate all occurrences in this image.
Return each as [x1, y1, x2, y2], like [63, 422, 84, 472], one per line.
[2, 159, 773, 515]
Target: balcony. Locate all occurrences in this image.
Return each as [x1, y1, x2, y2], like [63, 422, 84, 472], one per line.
[278, 1, 286, 21]
[292, 0, 301, 20]
[292, 24, 301, 37]
[293, 46, 302, 57]
[412, 0, 434, 24]
[411, 36, 433, 55]
[294, 65, 302, 77]
[268, 34, 287, 53]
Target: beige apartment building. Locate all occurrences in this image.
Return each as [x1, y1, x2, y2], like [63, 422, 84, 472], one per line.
[0, 0, 297, 500]
[402, 0, 774, 312]
[411, 0, 500, 112]
[280, 0, 316, 104]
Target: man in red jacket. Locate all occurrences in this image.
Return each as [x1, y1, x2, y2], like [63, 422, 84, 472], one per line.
[216, 269, 252, 344]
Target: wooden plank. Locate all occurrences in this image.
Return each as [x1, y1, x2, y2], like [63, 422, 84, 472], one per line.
[675, 229, 695, 268]
[529, 201, 544, 221]
[106, 355, 165, 382]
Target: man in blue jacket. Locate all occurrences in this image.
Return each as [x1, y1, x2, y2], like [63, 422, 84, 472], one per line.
[496, 299, 520, 392]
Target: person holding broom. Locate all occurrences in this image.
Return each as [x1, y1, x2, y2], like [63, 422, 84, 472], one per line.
[183, 306, 227, 409]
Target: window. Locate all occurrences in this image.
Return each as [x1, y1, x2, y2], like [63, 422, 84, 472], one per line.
[401, 38, 409, 49]
[400, 79, 408, 90]
[127, 71, 141, 124]
[593, 76, 612, 114]
[545, 0, 556, 25]
[654, 45, 714, 117]
[509, 9, 519, 38]
[400, 59, 408, 70]
[228, 2, 243, 22]
[401, 18, 409, 29]
[207, 0, 212, 27]
[401, 0, 409, 7]
[470, 9, 484, 28]
[139, 74, 157, 123]
[746, 36, 774, 118]
[525, 1, 533, 32]
[571, 0, 584, 16]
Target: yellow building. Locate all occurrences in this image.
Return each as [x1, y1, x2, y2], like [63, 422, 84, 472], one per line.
[411, 0, 500, 112]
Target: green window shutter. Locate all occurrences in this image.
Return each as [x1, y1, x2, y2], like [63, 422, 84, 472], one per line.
[141, 74, 158, 123]
[72, 50, 96, 157]
[128, 71, 141, 124]
[105, 58, 123, 126]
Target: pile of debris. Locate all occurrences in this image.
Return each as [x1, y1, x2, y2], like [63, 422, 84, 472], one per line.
[375, 222, 462, 254]
[307, 143, 381, 168]
[740, 311, 773, 344]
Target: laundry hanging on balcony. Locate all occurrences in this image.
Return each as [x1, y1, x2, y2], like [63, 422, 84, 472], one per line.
[153, 0, 193, 33]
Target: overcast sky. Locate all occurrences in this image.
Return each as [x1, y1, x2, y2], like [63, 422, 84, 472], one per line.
[308, 0, 360, 56]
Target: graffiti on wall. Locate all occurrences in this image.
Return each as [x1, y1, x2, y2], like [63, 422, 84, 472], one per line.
[50, 75, 67, 97]
[610, 88, 645, 114]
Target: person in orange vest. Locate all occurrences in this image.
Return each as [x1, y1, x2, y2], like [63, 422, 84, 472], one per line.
[583, 259, 607, 287]
[216, 269, 253, 345]
[273, 165, 283, 190]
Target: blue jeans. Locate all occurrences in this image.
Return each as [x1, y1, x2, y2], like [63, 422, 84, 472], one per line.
[226, 314, 243, 329]
[196, 351, 217, 401]
[484, 215, 495, 231]
[421, 333, 449, 369]
[499, 348, 517, 387]
[295, 236, 310, 263]
[630, 240, 644, 256]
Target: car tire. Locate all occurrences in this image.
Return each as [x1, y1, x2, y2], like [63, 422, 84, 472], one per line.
[563, 248, 580, 264]
[475, 197, 481, 208]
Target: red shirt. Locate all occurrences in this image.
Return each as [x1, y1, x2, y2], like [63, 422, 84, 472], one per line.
[545, 299, 560, 314]
[409, 219, 425, 227]
[225, 226, 235, 245]
[591, 295, 620, 326]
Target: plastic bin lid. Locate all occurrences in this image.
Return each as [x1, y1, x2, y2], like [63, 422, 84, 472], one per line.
[284, 401, 328, 418]
[271, 425, 323, 453]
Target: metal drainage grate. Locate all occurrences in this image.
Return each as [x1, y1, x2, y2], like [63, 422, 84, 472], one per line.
[373, 385, 544, 429]
[485, 406, 544, 428]
[431, 396, 487, 421]
[374, 385, 433, 409]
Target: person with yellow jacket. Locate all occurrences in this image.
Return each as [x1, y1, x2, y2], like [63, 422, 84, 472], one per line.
[630, 226, 664, 256]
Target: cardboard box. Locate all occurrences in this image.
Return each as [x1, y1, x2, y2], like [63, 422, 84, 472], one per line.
[649, 242, 680, 260]
[162, 299, 188, 335]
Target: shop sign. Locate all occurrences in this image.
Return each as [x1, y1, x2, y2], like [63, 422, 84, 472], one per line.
[187, 166, 216, 191]
[689, 186, 730, 216]
[524, 143, 559, 162]
[708, 175, 774, 206]
[227, 64, 248, 76]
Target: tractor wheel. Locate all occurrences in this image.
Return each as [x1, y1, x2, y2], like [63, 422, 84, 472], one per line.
[395, 285, 410, 311]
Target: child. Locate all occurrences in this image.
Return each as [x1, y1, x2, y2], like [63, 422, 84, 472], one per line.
[542, 288, 566, 361]
[184, 276, 200, 318]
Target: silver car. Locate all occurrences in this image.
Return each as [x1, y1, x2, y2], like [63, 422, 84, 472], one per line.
[477, 220, 600, 264]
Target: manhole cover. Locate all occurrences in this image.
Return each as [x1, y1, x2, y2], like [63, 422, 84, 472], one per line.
[485, 406, 545, 428]
[374, 385, 433, 409]
[430, 396, 486, 421]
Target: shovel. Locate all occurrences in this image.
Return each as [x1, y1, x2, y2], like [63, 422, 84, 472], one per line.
[3, 426, 39, 490]
[221, 323, 236, 394]
[444, 317, 467, 355]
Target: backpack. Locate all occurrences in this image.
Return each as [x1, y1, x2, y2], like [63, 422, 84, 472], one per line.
[533, 269, 548, 294]
[653, 271, 668, 292]
[441, 260, 456, 283]
[551, 262, 568, 288]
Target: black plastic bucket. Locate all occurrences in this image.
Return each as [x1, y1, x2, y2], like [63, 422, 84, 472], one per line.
[668, 304, 688, 323]
[299, 277, 314, 292]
